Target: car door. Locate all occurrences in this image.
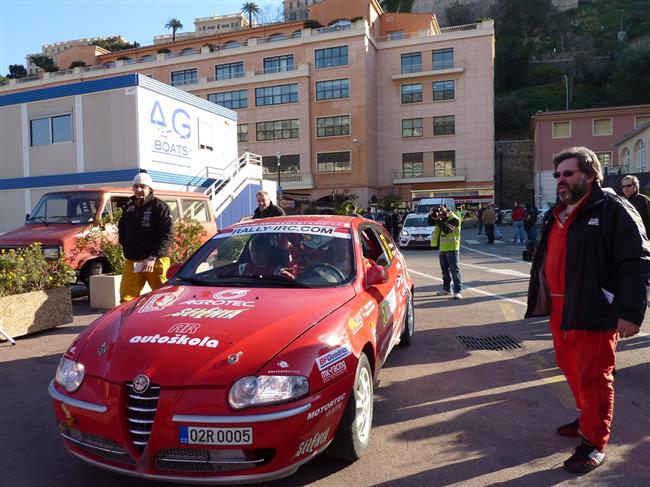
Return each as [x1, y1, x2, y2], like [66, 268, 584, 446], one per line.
[358, 223, 400, 366]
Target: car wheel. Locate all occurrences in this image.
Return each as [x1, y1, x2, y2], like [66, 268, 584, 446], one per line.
[326, 353, 373, 462]
[399, 294, 414, 346]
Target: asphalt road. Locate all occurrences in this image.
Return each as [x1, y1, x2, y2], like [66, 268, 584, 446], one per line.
[2, 225, 649, 486]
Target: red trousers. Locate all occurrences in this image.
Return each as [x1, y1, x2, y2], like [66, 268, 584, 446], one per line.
[549, 296, 618, 451]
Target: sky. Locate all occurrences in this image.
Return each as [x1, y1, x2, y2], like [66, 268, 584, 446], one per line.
[0, 0, 284, 75]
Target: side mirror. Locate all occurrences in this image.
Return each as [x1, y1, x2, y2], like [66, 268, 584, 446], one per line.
[166, 263, 182, 280]
[366, 264, 388, 287]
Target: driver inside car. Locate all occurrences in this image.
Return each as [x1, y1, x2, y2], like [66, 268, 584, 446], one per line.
[237, 235, 295, 279]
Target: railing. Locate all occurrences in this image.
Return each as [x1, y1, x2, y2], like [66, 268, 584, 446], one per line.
[50, 68, 75, 77]
[185, 152, 262, 200]
[206, 71, 245, 82]
[394, 167, 465, 179]
[263, 172, 304, 183]
[83, 64, 111, 72]
[314, 23, 352, 35]
[397, 61, 463, 75]
[605, 165, 630, 175]
[439, 23, 479, 33]
[170, 78, 198, 87]
[255, 64, 299, 76]
[16, 75, 41, 83]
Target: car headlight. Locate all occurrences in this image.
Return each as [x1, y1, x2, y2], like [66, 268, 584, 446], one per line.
[43, 247, 61, 259]
[228, 375, 309, 410]
[55, 357, 85, 393]
[401, 230, 409, 237]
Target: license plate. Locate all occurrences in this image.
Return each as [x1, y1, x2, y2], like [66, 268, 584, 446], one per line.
[179, 426, 253, 445]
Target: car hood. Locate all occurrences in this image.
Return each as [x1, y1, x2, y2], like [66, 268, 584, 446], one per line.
[80, 285, 355, 387]
[0, 224, 84, 246]
[403, 225, 435, 234]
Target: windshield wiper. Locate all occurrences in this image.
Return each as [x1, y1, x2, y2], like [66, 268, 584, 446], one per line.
[26, 216, 47, 223]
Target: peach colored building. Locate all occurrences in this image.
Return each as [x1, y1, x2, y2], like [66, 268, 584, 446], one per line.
[1, 0, 495, 208]
[532, 105, 650, 209]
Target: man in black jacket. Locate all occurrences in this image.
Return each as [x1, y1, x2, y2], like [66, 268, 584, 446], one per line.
[253, 191, 285, 219]
[118, 171, 173, 302]
[622, 174, 650, 235]
[526, 147, 650, 474]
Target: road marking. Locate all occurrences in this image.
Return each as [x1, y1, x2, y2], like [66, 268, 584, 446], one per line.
[500, 303, 521, 322]
[461, 244, 530, 264]
[461, 262, 530, 278]
[410, 269, 528, 307]
[465, 239, 479, 244]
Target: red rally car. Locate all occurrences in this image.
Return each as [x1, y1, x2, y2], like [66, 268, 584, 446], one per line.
[49, 215, 415, 484]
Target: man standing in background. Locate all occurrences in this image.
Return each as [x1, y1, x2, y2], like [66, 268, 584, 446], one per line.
[622, 174, 650, 235]
[511, 201, 526, 244]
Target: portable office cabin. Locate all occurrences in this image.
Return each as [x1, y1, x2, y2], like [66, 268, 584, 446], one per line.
[0, 74, 243, 233]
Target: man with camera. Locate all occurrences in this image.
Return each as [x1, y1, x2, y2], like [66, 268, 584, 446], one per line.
[429, 206, 463, 299]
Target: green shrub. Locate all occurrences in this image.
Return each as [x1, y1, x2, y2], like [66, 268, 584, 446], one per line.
[170, 219, 208, 265]
[0, 244, 76, 297]
[303, 19, 323, 29]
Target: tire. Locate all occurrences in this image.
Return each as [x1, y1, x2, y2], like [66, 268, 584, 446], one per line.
[399, 294, 414, 346]
[80, 260, 106, 286]
[326, 353, 373, 462]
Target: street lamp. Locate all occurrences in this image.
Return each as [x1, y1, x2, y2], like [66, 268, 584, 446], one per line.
[276, 152, 282, 202]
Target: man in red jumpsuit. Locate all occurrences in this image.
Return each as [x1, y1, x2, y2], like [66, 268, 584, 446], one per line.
[526, 146, 650, 474]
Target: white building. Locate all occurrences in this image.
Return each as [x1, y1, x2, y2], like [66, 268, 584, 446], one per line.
[154, 13, 252, 45]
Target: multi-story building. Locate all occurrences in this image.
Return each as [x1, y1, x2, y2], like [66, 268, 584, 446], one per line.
[532, 104, 650, 208]
[283, 0, 323, 21]
[153, 13, 253, 45]
[2, 0, 495, 209]
[25, 36, 119, 75]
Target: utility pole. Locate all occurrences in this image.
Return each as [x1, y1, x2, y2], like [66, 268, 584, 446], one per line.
[563, 74, 569, 110]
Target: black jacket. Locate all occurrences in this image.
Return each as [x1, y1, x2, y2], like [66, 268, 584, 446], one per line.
[253, 202, 285, 219]
[627, 192, 650, 236]
[525, 184, 650, 330]
[118, 194, 173, 260]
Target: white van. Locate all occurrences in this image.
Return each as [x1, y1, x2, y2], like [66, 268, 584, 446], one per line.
[414, 198, 456, 214]
[398, 213, 436, 249]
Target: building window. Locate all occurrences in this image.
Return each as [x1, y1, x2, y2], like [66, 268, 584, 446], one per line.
[208, 90, 248, 109]
[434, 150, 455, 176]
[622, 147, 631, 169]
[636, 139, 647, 172]
[315, 45, 348, 69]
[635, 116, 650, 129]
[401, 52, 422, 74]
[256, 119, 300, 141]
[401, 83, 422, 104]
[215, 61, 244, 80]
[433, 115, 455, 135]
[255, 83, 299, 106]
[317, 151, 351, 173]
[593, 118, 612, 136]
[315, 78, 349, 100]
[432, 48, 454, 70]
[262, 154, 300, 175]
[402, 153, 423, 178]
[433, 80, 455, 100]
[237, 124, 248, 143]
[595, 152, 611, 167]
[170, 68, 198, 87]
[388, 30, 404, 40]
[263, 54, 294, 74]
[316, 115, 350, 137]
[552, 121, 571, 138]
[402, 118, 423, 138]
[30, 114, 72, 146]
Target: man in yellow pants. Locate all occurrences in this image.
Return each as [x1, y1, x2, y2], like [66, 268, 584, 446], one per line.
[118, 171, 173, 302]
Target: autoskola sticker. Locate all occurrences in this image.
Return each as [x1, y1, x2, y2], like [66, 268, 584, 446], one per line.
[294, 427, 331, 458]
[315, 346, 351, 371]
[138, 289, 183, 314]
[307, 394, 346, 420]
[129, 334, 219, 348]
[165, 308, 249, 319]
[320, 360, 347, 383]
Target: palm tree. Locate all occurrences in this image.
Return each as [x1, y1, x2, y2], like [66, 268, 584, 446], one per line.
[241, 2, 260, 28]
[164, 18, 183, 42]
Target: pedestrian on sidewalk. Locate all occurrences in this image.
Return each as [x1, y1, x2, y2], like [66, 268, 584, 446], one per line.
[429, 206, 462, 299]
[511, 201, 526, 243]
[482, 204, 496, 244]
[525, 146, 650, 474]
[477, 204, 485, 235]
[621, 174, 650, 235]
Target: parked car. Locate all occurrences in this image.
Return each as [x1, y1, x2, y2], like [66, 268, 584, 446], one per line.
[49, 215, 415, 484]
[0, 188, 216, 283]
[501, 209, 513, 225]
[414, 197, 456, 214]
[399, 213, 435, 248]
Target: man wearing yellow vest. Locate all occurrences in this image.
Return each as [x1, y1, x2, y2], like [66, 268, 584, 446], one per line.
[429, 205, 462, 299]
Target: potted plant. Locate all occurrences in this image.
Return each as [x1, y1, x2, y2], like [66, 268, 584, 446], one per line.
[0, 244, 76, 341]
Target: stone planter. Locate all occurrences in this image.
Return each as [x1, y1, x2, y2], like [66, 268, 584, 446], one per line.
[0, 287, 73, 341]
[89, 274, 151, 310]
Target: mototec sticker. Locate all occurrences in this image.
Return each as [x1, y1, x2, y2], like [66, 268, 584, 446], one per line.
[307, 394, 347, 420]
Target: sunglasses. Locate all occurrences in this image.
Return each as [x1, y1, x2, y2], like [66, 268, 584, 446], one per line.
[622, 184, 634, 188]
[552, 169, 580, 179]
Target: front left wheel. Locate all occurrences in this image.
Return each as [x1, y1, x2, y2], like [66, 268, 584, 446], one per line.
[399, 294, 415, 346]
[326, 353, 373, 461]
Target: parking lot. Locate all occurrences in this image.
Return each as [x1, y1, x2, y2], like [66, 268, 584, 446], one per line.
[2, 225, 649, 486]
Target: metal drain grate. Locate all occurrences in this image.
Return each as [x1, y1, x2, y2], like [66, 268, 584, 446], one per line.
[457, 335, 521, 351]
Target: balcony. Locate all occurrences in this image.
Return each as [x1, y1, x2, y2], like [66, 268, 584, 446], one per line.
[393, 168, 466, 184]
[392, 62, 464, 80]
[605, 165, 630, 176]
[263, 172, 314, 190]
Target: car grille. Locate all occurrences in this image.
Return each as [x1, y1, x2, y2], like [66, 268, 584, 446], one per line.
[125, 381, 160, 452]
[61, 428, 135, 466]
[155, 447, 274, 473]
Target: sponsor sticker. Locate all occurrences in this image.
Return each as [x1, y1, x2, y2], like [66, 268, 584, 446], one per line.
[215, 224, 351, 239]
[138, 289, 183, 314]
[380, 287, 397, 325]
[307, 394, 347, 420]
[315, 346, 351, 371]
[294, 427, 331, 458]
[320, 360, 347, 383]
[129, 334, 219, 348]
[168, 323, 201, 334]
[165, 308, 249, 319]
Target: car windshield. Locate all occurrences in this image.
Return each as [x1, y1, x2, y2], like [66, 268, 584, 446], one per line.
[403, 216, 430, 228]
[177, 225, 355, 288]
[27, 192, 102, 224]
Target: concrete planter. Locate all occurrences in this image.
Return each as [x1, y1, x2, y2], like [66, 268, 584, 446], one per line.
[0, 287, 73, 341]
[89, 274, 151, 310]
